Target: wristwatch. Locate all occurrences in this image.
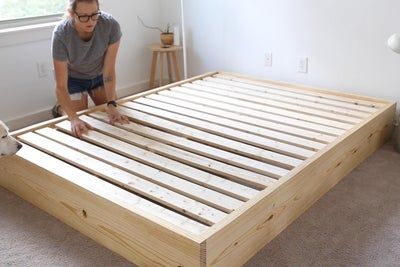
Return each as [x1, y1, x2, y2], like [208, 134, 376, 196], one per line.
[107, 100, 117, 107]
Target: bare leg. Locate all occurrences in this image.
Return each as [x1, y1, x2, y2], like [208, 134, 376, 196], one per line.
[70, 93, 89, 112]
[88, 86, 108, 106]
[55, 93, 88, 116]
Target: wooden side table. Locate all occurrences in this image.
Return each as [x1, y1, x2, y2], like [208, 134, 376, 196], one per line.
[148, 44, 182, 89]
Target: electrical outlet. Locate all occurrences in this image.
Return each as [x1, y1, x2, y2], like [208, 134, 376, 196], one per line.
[298, 57, 308, 73]
[36, 62, 49, 77]
[265, 52, 272, 67]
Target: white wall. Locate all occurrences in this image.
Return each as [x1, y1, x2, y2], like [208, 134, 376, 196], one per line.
[163, 0, 400, 110]
[0, 0, 163, 130]
[2, 1, 400, 130]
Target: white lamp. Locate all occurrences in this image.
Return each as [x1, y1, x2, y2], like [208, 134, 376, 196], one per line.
[388, 33, 400, 152]
[388, 33, 400, 54]
[180, 0, 188, 79]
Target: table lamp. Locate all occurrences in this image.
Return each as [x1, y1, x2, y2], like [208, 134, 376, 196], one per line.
[387, 33, 400, 152]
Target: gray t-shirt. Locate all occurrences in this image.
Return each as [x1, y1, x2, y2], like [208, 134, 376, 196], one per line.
[52, 12, 122, 79]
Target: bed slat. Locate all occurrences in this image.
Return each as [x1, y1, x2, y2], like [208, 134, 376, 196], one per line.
[145, 93, 326, 151]
[188, 81, 362, 124]
[157, 90, 336, 143]
[120, 106, 303, 170]
[77, 115, 277, 189]
[55, 120, 258, 201]
[35, 127, 243, 213]
[92, 105, 288, 178]
[181, 83, 357, 129]
[18, 132, 227, 226]
[171, 86, 349, 134]
[122, 101, 311, 166]
[193, 79, 370, 119]
[166, 87, 344, 136]
[134, 97, 317, 160]
[8, 144, 209, 235]
[117, 104, 304, 173]
[211, 75, 380, 112]
[100, 108, 299, 173]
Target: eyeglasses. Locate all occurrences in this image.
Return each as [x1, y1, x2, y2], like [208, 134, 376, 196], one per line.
[74, 10, 101, 22]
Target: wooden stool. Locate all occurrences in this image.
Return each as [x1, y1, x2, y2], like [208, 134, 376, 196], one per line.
[148, 44, 182, 89]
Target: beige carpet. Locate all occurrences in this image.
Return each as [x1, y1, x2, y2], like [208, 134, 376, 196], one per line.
[1, 141, 399, 267]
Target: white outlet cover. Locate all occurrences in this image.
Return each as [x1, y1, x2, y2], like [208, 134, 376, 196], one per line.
[298, 57, 308, 73]
[36, 62, 49, 77]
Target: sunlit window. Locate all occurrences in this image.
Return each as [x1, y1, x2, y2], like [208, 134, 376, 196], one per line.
[0, 0, 65, 28]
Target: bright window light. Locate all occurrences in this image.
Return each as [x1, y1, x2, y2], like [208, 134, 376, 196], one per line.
[0, 0, 65, 28]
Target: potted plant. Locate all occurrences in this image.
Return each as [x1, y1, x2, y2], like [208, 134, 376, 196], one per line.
[138, 16, 174, 47]
[160, 23, 173, 47]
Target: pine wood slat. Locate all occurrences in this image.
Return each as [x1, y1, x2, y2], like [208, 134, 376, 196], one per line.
[96, 107, 298, 172]
[136, 97, 318, 158]
[3, 144, 208, 236]
[122, 101, 311, 165]
[188, 81, 362, 124]
[146, 93, 326, 151]
[193, 79, 369, 119]
[18, 132, 227, 226]
[120, 99, 306, 169]
[175, 85, 353, 131]
[55, 120, 259, 201]
[123, 101, 311, 164]
[168, 87, 345, 136]
[117, 105, 296, 176]
[35, 127, 243, 213]
[214, 73, 387, 108]
[211, 75, 379, 112]
[157, 89, 336, 144]
[77, 115, 276, 189]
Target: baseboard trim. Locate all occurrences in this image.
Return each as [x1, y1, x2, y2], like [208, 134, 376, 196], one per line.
[5, 110, 52, 132]
[6, 80, 150, 131]
[117, 80, 150, 99]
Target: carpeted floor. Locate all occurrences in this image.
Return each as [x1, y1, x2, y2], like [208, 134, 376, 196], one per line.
[1, 141, 399, 267]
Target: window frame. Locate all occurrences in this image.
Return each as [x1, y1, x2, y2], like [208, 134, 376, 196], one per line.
[0, 13, 64, 30]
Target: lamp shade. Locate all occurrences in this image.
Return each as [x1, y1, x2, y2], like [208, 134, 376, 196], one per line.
[388, 33, 400, 54]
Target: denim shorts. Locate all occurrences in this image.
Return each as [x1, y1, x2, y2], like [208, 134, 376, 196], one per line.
[68, 74, 104, 96]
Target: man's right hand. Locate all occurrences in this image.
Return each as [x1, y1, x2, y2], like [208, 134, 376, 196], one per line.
[70, 117, 92, 138]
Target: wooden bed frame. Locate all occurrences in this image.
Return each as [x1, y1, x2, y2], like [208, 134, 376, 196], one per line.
[0, 71, 395, 266]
